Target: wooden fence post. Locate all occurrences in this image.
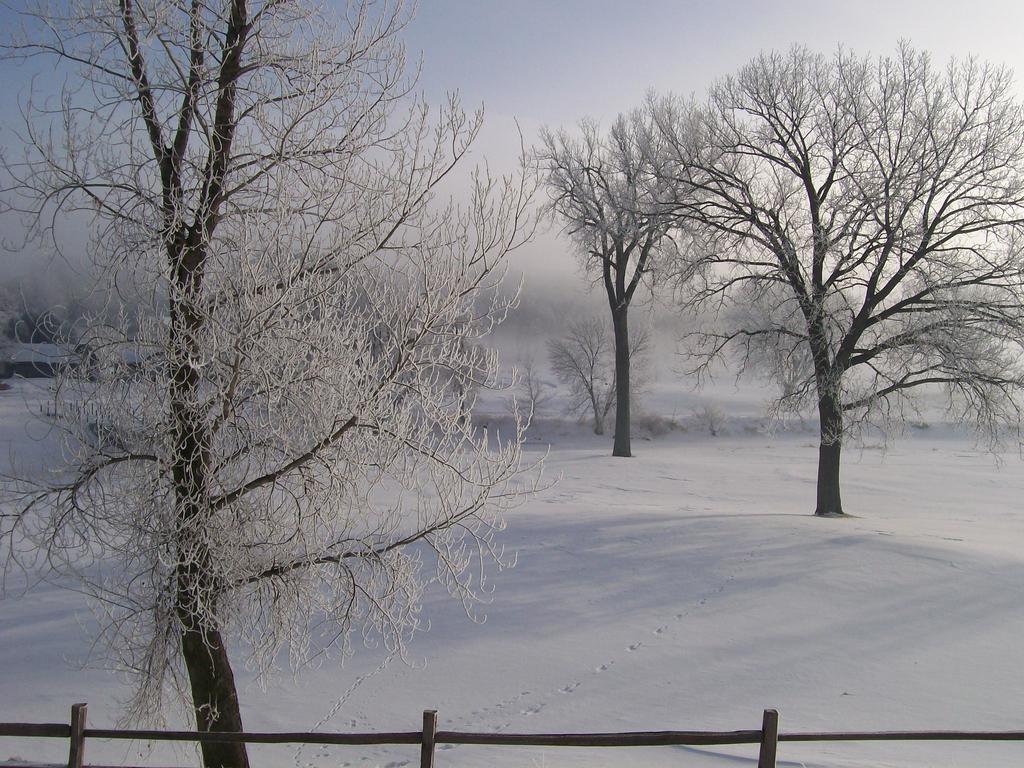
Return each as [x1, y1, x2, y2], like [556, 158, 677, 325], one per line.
[420, 710, 437, 768]
[757, 709, 778, 768]
[68, 703, 87, 768]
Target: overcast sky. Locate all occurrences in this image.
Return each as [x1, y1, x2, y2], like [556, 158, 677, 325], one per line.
[403, 1, 1024, 123]
[399, 0, 1024, 284]
[4, 1, 1024, 288]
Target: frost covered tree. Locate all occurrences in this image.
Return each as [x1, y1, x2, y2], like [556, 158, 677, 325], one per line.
[652, 45, 1024, 515]
[506, 353, 555, 423]
[0, 2, 537, 766]
[538, 113, 679, 456]
[547, 317, 648, 436]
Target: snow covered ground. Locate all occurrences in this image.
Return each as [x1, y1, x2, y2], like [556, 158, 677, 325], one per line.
[2, 373, 1024, 768]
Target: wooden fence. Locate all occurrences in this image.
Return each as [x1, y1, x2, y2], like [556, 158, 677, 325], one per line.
[2, 704, 1023, 768]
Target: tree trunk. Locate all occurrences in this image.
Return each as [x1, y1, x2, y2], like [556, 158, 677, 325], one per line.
[172, 459, 249, 768]
[168, 248, 249, 768]
[179, 621, 249, 768]
[611, 306, 631, 457]
[815, 391, 844, 516]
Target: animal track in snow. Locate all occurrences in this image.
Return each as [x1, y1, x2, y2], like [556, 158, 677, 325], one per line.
[435, 544, 771, 768]
[445, 546, 766, 753]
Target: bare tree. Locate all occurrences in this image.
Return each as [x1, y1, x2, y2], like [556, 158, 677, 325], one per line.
[691, 403, 727, 437]
[538, 113, 679, 456]
[0, 2, 537, 766]
[652, 45, 1024, 516]
[507, 353, 556, 423]
[547, 317, 648, 436]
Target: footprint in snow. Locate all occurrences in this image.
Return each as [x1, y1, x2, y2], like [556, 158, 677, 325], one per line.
[559, 682, 581, 694]
[627, 642, 643, 652]
[653, 625, 667, 635]
[595, 662, 613, 672]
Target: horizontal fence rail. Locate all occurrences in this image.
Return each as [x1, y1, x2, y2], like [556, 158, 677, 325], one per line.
[779, 730, 1024, 742]
[3, 704, 1024, 768]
